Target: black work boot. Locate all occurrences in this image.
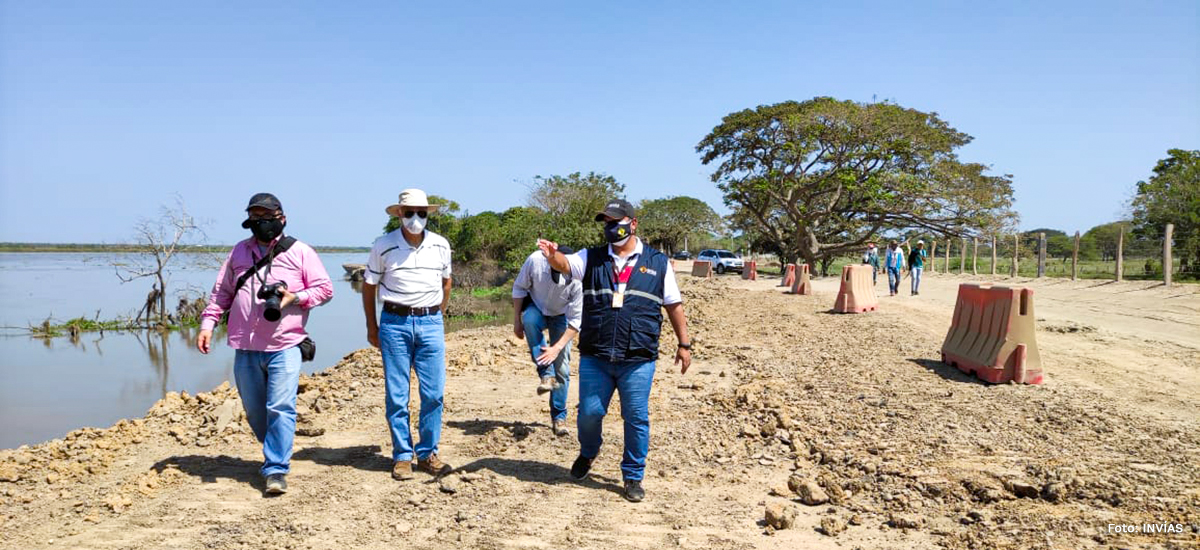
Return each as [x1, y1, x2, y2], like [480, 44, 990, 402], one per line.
[570, 455, 593, 480]
[623, 479, 645, 502]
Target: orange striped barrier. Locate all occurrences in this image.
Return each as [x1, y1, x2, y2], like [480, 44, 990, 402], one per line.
[791, 264, 812, 295]
[941, 284, 1043, 384]
[691, 260, 713, 278]
[833, 265, 878, 313]
[781, 263, 796, 287]
[742, 261, 757, 280]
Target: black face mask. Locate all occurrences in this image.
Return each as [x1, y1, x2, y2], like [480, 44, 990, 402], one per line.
[604, 220, 632, 244]
[243, 218, 285, 243]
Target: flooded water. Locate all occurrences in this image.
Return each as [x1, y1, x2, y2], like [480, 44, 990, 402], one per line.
[0, 252, 502, 449]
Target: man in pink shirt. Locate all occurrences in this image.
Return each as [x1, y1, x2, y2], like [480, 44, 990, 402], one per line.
[196, 193, 333, 495]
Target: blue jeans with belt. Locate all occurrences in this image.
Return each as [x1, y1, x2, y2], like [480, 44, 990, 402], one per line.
[521, 305, 571, 423]
[379, 310, 446, 462]
[577, 355, 656, 481]
[233, 346, 302, 477]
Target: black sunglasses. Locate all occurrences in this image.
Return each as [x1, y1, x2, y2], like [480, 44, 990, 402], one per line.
[403, 210, 428, 219]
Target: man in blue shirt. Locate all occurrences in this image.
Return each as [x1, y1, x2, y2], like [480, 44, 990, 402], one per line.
[884, 241, 905, 296]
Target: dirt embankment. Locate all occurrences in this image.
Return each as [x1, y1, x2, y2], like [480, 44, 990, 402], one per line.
[1, 274, 1197, 550]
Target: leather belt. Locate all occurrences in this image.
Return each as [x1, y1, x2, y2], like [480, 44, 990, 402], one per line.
[383, 302, 441, 316]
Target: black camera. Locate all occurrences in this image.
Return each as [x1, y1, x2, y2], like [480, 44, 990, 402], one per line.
[257, 281, 288, 321]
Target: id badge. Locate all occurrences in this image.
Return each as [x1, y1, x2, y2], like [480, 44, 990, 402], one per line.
[611, 291, 624, 308]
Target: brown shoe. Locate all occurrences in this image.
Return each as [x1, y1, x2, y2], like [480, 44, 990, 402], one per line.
[552, 419, 569, 437]
[391, 460, 414, 481]
[417, 453, 452, 477]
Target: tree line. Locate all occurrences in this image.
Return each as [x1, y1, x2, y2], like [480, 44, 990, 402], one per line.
[695, 98, 1197, 278]
[381, 172, 727, 287]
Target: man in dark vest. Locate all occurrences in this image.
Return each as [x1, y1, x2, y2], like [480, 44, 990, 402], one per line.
[537, 198, 692, 503]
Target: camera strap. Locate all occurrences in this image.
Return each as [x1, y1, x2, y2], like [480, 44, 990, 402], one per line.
[234, 236, 297, 295]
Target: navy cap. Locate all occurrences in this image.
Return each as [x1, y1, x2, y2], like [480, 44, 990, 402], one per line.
[594, 198, 635, 222]
[245, 193, 283, 212]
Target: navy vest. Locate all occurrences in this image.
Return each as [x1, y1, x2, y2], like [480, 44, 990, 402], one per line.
[578, 244, 669, 363]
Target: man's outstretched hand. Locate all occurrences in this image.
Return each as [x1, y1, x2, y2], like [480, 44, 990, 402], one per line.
[537, 239, 558, 259]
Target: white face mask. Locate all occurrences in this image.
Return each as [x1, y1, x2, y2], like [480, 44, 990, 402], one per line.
[403, 215, 426, 234]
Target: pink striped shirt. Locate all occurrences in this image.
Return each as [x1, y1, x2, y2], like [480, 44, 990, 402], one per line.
[200, 235, 333, 352]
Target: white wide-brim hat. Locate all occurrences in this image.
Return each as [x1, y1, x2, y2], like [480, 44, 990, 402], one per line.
[385, 188, 440, 217]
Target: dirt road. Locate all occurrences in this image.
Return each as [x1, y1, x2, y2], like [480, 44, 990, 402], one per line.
[1, 269, 1197, 550]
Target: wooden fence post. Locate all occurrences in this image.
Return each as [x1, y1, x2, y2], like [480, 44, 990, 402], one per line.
[1072, 231, 1080, 281]
[930, 240, 938, 274]
[1037, 232, 1046, 278]
[991, 235, 997, 276]
[1012, 233, 1019, 278]
[972, 237, 978, 275]
[1165, 223, 1174, 287]
[959, 237, 966, 274]
[944, 240, 951, 274]
[1116, 226, 1124, 282]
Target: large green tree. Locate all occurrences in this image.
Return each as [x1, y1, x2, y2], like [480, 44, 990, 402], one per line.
[697, 97, 1015, 267]
[1082, 221, 1132, 261]
[637, 196, 722, 254]
[1131, 149, 1200, 270]
[527, 171, 624, 249]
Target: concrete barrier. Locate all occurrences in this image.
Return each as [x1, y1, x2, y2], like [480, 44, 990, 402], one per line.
[691, 260, 713, 278]
[940, 283, 1043, 384]
[833, 265, 878, 313]
[790, 263, 812, 295]
[781, 263, 796, 288]
[742, 261, 758, 280]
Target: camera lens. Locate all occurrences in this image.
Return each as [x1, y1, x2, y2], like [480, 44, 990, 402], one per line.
[258, 282, 286, 322]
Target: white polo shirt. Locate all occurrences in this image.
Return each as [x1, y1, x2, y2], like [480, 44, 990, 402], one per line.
[365, 229, 452, 308]
[564, 238, 682, 305]
[512, 251, 583, 330]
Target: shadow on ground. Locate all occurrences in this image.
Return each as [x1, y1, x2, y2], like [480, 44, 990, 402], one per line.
[908, 358, 990, 386]
[293, 444, 391, 473]
[152, 454, 263, 489]
[446, 419, 543, 440]
[456, 457, 624, 497]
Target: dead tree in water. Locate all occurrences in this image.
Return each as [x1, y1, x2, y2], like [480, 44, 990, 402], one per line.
[115, 197, 203, 328]
[136, 285, 162, 325]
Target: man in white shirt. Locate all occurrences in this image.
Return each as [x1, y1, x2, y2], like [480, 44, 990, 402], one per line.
[512, 247, 583, 437]
[362, 188, 453, 481]
[537, 198, 692, 503]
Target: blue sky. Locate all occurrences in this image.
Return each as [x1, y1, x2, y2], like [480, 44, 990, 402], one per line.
[1, 1, 1197, 246]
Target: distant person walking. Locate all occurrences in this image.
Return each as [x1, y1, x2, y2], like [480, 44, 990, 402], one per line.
[908, 240, 928, 295]
[512, 247, 583, 437]
[362, 188, 454, 481]
[196, 193, 333, 495]
[884, 241, 905, 296]
[537, 198, 692, 503]
[863, 242, 880, 285]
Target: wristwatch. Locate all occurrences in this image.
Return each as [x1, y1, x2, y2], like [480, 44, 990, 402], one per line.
[677, 342, 692, 350]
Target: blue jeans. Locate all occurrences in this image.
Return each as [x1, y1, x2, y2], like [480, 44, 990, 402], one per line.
[233, 346, 302, 477]
[379, 310, 446, 462]
[521, 306, 571, 423]
[887, 267, 901, 294]
[577, 355, 656, 481]
[911, 266, 923, 294]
